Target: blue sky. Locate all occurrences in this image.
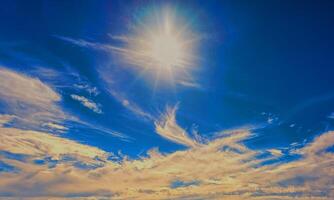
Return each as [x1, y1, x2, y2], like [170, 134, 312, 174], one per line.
[0, 0, 334, 199]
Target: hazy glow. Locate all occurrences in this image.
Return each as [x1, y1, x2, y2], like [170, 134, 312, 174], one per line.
[112, 7, 197, 84]
[147, 17, 187, 69]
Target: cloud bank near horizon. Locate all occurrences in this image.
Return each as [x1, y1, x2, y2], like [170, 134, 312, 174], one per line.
[0, 109, 333, 199]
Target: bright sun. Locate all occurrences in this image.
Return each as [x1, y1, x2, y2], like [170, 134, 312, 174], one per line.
[110, 7, 198, 85]
[147, 17, 187, 70]
[150, 32, 183, 69]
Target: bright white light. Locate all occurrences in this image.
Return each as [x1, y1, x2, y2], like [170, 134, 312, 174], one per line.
[110, 7, 198, 85]
[151, 32, 183, 69]
[146, 15, 187, 70]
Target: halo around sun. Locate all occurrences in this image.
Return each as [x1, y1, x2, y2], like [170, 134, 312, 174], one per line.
[110, 7, 199, 86]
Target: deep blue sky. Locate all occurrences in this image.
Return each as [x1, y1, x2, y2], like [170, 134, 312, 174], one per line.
[0, 0, 334, 157]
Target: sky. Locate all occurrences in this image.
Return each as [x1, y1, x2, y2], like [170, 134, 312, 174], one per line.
[0, 0, 334, 199]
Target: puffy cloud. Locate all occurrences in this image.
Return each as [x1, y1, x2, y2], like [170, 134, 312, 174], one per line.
[70, 94, 102, 114]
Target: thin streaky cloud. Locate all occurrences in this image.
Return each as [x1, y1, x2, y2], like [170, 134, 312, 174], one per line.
[70, 94, 102, 114]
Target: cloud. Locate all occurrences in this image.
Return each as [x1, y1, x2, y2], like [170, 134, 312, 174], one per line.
[267, 149, 283, 157]
[70, 94, 102, 114]
[177, 80, 202, 89]
[98, 70, 154, 121]
[57, 36, 201, 121]
[0, 67, 66, 131]
[106, 88, 153, 120]
[0, 67, 60, 104]
[0, 126, 109, 162]
[29, 67, 129, 139]
[42, 122, 68, 133]
[72, 119, 131, 141]
[0, 119, 334, 199]
[73, 84, 99, 96]
[155, 105, 201, 147]
[295, 131, 334, 155]
[56, 36, 117, 52]
[0, 66, 130, 141]
[0, 67, 333, 199]
[0, 114, 15, 126]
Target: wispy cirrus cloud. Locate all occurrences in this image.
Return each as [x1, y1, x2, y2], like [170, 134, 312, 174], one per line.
[98, 69, 154, 121]
[70, 94, 102, 114]
[73, 83, 99, 96]
[155, 105, 201, 147]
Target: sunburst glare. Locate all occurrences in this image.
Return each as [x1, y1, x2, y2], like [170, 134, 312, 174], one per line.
[111, 7, 198, 86]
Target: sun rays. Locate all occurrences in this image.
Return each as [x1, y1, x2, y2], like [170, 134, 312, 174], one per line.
[110, 7, 198, 88]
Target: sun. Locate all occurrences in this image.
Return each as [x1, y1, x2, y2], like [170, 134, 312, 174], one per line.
[150, 31, 183, 69]
[146, 15, 188, 70]
[110, 7, 198, 85]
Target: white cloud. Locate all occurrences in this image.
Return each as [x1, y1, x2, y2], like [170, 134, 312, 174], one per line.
[267, 149, 283, 157]
[0, 67, 60, 104]
[295, 131, 334, 156]
[0, 67, 66, 130]
[42, 122, 68, 133]
[0, 67, 333, 199]
[70, 94, 102, 114]
[155, 105, 201, 147]
[177, 80, 202, 89]
[73, 83, 99, 96]
[0, 66, 128, 140]
[0, 126, 109, 162]
[1, 124, 333, 199]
